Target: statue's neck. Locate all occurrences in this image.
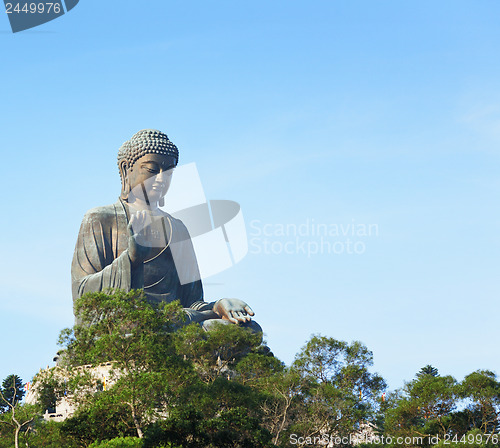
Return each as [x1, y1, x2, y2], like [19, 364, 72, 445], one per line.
[128, 198, 160, 212]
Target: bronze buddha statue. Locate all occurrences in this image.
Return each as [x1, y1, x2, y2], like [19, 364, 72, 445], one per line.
[71, 129, 260, 332]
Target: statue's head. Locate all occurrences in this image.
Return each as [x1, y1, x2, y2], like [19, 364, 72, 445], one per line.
[118, 129, 179, 204]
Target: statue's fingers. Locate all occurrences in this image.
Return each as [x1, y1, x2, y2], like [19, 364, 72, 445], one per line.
[244, 305, 255, 316]
[227, 313, 239, 324]
[128, 215, 137, 235]
[234, 311, 248, 323]
[238, 310, 251, 321]
[133, 211, 141, 226]
[130, 212, 143, 231]
[135, 211, 150, 235]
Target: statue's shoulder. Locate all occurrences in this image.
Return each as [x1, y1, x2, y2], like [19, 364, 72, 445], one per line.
[80, 202, 125, 225]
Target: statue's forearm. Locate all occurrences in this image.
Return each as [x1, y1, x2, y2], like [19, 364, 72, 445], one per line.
[189, 300, 217, 312]
[76, 251, 133, 297]
[127, 249, 145, 289]
[184, 308, 219, 323]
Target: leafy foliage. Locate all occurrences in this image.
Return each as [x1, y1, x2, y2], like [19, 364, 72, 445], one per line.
[9, 290, 500, 447]
[0, 374, 24, 412]
[381, 368, 500, 448]
[290, 336, 387, 441]
[89, 436, 144, 447]
[417, 365, 439, 378]
[0, 403, 39, 448]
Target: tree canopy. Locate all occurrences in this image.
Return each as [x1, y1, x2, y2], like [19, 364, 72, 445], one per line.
[0, 374, 24, 412]
[3, 290, 499, 448]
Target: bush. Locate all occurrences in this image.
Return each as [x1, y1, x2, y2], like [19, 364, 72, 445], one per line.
[89, 437, 144, 448]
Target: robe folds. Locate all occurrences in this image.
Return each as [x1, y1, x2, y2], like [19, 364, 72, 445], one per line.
[71, 199, 211, 323]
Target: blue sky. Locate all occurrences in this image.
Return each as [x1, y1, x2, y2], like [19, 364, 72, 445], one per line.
[1, 0, 499, 390]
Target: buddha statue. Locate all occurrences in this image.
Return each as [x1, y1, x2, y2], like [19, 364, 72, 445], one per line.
[71, 129, 261, 332]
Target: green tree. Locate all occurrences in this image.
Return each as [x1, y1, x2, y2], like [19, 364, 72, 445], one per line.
[173, 321, 264, 384]
[148, 322, 276, 447]
[0, 403, 37, 448]
[0, 374, 25, 412]
[457, 370, 500, 434]
[284, 336, 386, 445]
[35, 375, 66, 414]
[20, 419, 80, 448]
[143, 405, 274, 448]
[59, 289, 186, 439]
[417, 365, 439, 378]
[0, 375, 36, 448]
[59, 391, 138, 445]
[59, 289, 184, 368]
[258, 366, 304, 446]
[89, 437, 144, 448]
[58, 289, 273, 446]
[52, 291, 395, 447]
[384, 372, 458, 447]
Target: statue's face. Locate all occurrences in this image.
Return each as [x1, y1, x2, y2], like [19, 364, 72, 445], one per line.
[126, 153, 176, 204]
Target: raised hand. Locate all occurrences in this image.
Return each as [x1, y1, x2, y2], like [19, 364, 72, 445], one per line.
[213, 298, 255, 324]
[127, 211, 153, 265]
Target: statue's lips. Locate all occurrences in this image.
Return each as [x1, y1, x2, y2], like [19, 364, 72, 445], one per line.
[151, 184, 166, 190]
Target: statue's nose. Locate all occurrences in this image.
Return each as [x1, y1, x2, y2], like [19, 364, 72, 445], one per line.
[156, 168, 173, 183]
[156, 170, 167, 181]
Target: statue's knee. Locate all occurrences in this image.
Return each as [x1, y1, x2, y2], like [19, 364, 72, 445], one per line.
[201, 318, 231, 331]
[201, 318, 262, 334]
[241, 319, 262, 334]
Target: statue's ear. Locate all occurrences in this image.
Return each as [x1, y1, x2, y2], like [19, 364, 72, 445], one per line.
[119, 160, 130, 200]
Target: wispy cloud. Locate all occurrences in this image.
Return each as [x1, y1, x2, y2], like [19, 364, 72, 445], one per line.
[460, 102, 500, 145]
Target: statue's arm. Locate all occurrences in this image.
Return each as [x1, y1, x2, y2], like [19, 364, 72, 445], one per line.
[179, 270, 219, 319]
[74, 251, 134, 298]
[183, 307, 219, 323]
[71, 210, 141, 300]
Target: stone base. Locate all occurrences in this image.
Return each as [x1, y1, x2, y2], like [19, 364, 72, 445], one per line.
[25, 362, 118, 422]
